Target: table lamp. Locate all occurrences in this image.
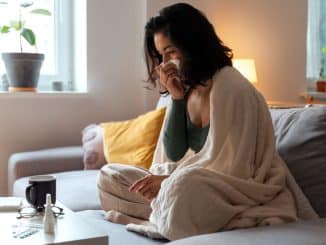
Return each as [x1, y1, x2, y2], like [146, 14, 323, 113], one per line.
[233, 59, 258, 83]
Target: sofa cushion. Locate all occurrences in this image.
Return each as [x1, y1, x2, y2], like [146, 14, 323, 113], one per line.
[13, 170, 101, 211]
[101, 107, 166, 169]
[270, 105, 326, 217]
[82, 124, 107, 170]
[168, 218, 326, 245]
[77, 210, 168, 245]
[77, 211, 326, 245]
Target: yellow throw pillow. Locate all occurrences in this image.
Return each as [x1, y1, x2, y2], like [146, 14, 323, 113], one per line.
[101, 107, 166, 169]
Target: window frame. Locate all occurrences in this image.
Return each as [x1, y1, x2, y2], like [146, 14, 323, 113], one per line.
[306, 0, 320, 80]
[37, 0, 74, 91]
[306, 0, 326, 80]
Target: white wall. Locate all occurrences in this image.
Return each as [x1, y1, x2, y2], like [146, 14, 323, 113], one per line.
[0, 0, 147, 195]
[146, 0, 308, 108]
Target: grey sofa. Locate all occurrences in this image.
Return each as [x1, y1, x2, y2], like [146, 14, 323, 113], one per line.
[8, 101, 326, 245]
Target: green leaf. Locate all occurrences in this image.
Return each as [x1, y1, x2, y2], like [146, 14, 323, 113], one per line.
[0, 25, 10, 33]
[21, 28, 36, 46]
[20, 1, 33, 8]
[322, 47, 326, 54]
[30, 8, 51, 16]
[10, 20, 24, 31]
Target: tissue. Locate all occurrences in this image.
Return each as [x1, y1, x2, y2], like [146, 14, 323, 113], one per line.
[164, 59, 180, 70]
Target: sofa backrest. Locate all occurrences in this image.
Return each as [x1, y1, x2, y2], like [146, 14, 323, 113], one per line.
[156, 94, 171, 109]
[270, 105, 326, 218]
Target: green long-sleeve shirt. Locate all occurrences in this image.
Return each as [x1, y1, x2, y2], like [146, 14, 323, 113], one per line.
[163, 99, 210, 162]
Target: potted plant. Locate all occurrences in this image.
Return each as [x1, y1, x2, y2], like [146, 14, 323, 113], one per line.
[316, 47, 326, 92]
[0, 1, 51, 92]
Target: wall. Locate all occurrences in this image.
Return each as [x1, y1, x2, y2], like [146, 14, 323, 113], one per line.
[146, 0, 308, 108]
[0, 0, 147, 195]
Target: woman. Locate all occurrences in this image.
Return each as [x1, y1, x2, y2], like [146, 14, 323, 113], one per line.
[97, 3, 317, 240]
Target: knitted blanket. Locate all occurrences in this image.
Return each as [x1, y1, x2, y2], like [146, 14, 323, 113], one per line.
[127, 67, 318, 240]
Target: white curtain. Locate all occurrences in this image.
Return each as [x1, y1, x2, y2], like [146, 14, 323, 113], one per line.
[307, 0, 321, 79]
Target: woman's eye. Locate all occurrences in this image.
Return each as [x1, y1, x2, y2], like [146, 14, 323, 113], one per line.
[164, 49, 176, 55]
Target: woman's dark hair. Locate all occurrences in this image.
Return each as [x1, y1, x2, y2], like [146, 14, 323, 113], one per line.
[144, 3, 233, 91]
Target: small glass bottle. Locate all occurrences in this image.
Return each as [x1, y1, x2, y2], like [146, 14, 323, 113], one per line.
[43, 193, 55, 233]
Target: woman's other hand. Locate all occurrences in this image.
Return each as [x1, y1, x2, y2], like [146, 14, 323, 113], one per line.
[155, 62, 184, 100]
[129, 175, 169, 201]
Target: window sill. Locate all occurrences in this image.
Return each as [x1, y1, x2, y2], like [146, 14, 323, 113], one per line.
[0, 91, 89, 98]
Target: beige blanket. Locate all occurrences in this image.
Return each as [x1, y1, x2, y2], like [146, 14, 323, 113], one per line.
[127, 67, 318, 240]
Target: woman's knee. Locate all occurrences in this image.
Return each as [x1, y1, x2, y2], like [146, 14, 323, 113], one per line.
[97, 164, 151, 214]
[97, 164, 126, 193]
[97, 164, 128, 211]
[97, 163, 150, 200]
[100, 163, 149, 185]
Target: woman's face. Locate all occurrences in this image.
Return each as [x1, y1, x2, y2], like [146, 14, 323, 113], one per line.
[154, 32, 183, 65]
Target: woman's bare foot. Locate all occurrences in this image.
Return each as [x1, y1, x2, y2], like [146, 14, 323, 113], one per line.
[105, 210, 149, 225]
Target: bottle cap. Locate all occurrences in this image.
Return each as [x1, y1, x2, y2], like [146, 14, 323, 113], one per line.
[46, 193, 51, 206]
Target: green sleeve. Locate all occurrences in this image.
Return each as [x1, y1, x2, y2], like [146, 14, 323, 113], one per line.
[163, 99, 188, 161]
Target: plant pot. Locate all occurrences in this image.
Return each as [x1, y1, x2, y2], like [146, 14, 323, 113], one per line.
[316, 79, 326, 92]
[1, 52, 44, 92]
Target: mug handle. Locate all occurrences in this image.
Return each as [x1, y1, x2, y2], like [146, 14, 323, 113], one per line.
[25, 184, 36, 206]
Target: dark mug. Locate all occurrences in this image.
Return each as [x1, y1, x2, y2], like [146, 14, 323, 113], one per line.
[25, 175, 56, 211]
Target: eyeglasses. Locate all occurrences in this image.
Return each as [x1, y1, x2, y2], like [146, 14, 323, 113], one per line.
[17, 205, 64, 219]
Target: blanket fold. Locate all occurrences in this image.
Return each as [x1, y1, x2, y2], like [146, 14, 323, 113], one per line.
[129, 67, 318, 240]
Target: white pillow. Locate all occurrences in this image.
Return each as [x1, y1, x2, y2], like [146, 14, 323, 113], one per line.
[81, 124, 106, 170]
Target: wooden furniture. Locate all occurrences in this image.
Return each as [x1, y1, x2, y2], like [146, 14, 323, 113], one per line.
[267, 100, 306, 109]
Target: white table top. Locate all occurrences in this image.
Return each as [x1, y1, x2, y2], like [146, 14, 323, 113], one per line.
[0, 200, 108, 245]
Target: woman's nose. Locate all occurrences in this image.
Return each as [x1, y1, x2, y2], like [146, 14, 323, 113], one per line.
[162, 55, 171, 64]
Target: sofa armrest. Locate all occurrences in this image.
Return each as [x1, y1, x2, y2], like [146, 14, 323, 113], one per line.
[8, 146, 84, 194]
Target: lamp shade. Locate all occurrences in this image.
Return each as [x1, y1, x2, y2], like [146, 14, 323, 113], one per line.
[233, 59, 258, 83]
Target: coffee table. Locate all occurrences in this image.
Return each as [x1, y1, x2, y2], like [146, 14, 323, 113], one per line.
[0, 200, 109, 244]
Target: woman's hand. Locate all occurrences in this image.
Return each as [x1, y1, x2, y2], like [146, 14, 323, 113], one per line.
[129, 175, 169, 201]
[155, 62, 184, 100]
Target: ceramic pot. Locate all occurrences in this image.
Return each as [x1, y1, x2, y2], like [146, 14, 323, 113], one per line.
[2, 52, 44, 91]
[316, 80, 326, 92]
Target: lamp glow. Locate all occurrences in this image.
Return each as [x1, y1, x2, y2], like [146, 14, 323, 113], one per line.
[233, 59, 258, 83]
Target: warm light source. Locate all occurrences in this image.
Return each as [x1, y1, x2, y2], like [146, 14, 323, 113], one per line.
[233, 59, 258, 83]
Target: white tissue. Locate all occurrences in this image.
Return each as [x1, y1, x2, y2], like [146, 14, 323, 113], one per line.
[0, 197, 22, 212]
[165, 59, 180, 70]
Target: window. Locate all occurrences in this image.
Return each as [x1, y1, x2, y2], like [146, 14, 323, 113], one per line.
[307, 0, 326, 80]
[0, 0, 86, 92]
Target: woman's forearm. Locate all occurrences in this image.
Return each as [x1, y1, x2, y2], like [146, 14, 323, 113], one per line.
[163, 99, 188, 161]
